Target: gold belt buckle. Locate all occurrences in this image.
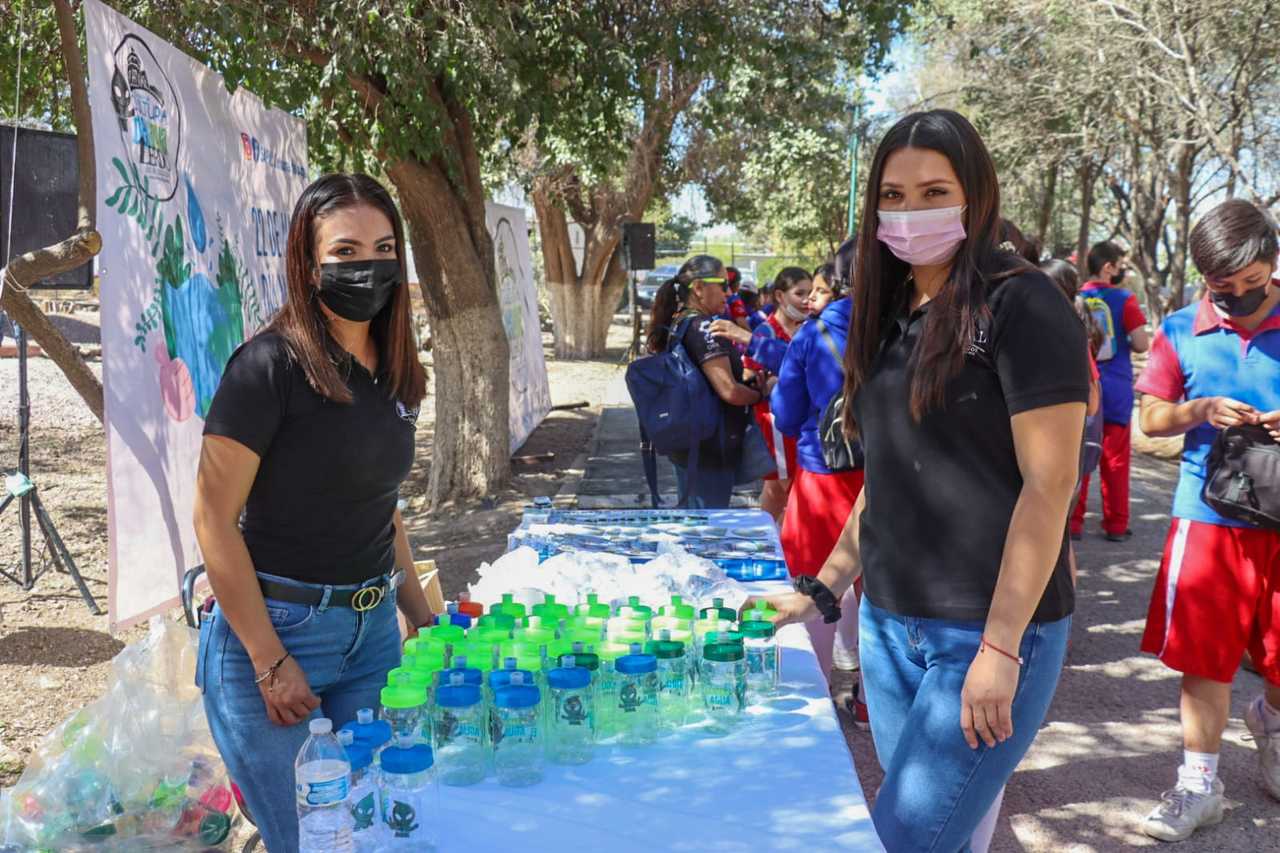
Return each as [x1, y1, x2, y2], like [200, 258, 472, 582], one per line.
[351, 584, 385, 612]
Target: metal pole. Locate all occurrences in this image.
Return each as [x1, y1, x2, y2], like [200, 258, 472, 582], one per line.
[16, 321, 31, 587]
[847, 100, 862, 239]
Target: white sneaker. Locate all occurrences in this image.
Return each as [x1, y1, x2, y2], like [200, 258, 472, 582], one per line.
[1142, 778, 1225, 842]
[1244, 696, 1280, 801]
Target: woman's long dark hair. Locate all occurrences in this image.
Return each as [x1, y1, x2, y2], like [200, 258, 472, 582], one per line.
[843, 110, 1019, 426]
[269, 173, 427, 407]
[646, 254, 724, 352]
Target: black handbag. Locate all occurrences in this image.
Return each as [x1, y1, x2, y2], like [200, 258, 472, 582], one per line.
[1201, 424, 1280, 531]
[814, 319, 864, 472]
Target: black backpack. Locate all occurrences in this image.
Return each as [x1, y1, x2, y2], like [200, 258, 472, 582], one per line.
[1202, 424, 1280, 531]
[814, 318, 864, 472]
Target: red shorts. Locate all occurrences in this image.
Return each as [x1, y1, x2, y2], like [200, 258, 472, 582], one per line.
[1141, 518, 1280, 684]
[754, 405, 798, 482]
[780, 466, 864, 577]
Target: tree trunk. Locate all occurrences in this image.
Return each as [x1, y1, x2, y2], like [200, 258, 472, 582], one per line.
[532, 192, 628, 359]
[387, 157, 510, 507]
[1036, 160, 1058, 250]
[1075, 159, 1095, 278]
[0, 0, 104, 423]
[1166, 139, 1197, 316]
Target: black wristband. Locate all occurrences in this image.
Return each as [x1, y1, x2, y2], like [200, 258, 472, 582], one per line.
[793, 575, 842, 624]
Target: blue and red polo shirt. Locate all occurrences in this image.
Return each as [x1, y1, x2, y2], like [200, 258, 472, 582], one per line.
[1136, 294, 1280, 528]
[1080, 279, 1148, 424]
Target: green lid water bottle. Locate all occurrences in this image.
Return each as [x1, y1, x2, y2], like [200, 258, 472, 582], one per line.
[646, 631, 689, 733]
[739, 619, 780, 701]
[532, 594, 570, 622]
[491, 593, 526, 620]
[574, 593, 611, 620]
[699, 597, 737, 621]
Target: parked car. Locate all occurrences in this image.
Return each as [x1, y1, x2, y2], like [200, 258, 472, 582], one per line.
[622, 264, 679, 311]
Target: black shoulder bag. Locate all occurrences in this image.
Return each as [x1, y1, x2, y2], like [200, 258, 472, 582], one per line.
[1201, 424, 1280, 531]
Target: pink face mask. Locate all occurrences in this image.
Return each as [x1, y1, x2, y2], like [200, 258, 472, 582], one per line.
[877, 205, 967, 266]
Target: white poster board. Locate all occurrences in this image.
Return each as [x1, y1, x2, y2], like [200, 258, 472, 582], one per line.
[85, 0, 308, 631]
[487, 203, 551, 451]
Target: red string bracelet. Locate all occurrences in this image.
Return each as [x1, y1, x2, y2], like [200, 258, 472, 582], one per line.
[980, 636, 1024, 666]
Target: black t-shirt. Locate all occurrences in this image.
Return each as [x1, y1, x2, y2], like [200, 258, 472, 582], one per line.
[852, 269, 1089, 623]
[203, 331, 418, 585]
[672, 312, 749, 468]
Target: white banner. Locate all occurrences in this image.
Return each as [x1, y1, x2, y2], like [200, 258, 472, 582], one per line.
[85, 0, 308, 630]
[487, 203, 551, 451]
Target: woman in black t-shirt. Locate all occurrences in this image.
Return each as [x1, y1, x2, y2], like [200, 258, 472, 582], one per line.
[192, 174, 435, 851]
[751, 111, 1089, 851]
[646, 255, 766, 507]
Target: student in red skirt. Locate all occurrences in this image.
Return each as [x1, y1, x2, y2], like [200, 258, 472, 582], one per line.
[712, 267, 813, 523]
[769, 242, 864, 695]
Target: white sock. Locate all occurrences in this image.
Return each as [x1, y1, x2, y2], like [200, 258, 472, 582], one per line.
[1260, 696, 1280, 732]
[1178, 751, 1219, 794]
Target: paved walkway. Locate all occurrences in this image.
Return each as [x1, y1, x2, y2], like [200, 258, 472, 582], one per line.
[565, 390, 1280, 850]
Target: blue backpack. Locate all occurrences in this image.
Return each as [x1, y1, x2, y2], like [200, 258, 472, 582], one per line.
[625, 317, 723, 507]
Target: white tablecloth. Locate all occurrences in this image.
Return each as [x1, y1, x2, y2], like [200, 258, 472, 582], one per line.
[434, 591, 884, 852]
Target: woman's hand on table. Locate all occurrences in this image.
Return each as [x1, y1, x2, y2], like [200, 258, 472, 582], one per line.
[741, 593, 818, 628]
[259, 655, 321, 726]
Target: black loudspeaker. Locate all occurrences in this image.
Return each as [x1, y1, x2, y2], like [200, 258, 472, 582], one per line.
[621, 222, 656, 272]
[0, 125, 92, 290]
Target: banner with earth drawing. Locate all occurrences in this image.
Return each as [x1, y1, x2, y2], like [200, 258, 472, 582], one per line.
[84, 0, 308, 630]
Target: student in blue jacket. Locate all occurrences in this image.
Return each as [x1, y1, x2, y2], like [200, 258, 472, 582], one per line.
[769, 240, 865, 695]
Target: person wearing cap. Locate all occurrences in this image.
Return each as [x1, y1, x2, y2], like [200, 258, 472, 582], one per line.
[646, 255, 768, 507]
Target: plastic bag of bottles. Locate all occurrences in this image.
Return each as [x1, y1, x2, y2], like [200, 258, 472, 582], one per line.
[0, 616, 240, 852]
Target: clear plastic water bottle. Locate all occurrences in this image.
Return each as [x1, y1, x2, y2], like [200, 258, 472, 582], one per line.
[492, 672, 544, 787]
[432, 672, 486, 786]
[547, 656, 595, 765]
[596, 641, 631, 742]
[740, 619, 780, 701]
[699, 641, 747, 733]
[339, 731, 381, 852]
[379, 736, 438, 850]
[613, 643, 659, 746]
[295, 718, 354, 853]
[647, 634, 690, 733]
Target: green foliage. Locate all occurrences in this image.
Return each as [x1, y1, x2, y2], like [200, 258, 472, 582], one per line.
[0, 0, 76, 132]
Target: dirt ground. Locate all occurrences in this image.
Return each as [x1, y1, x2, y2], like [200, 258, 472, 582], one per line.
[0, 314, 635, 788]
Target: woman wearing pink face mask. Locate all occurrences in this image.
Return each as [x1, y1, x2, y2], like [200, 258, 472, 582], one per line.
[748, 110, 1090, 851]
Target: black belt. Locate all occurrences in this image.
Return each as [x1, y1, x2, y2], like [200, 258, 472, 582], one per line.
[259, 574, 396, 612]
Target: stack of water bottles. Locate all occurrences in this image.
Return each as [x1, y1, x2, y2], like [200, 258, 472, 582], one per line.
[294, 591, 783, 849]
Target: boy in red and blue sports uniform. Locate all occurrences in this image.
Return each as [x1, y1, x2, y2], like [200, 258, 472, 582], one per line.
[1135, 200, 1280, 842]
[1072, 241, 1150, 541]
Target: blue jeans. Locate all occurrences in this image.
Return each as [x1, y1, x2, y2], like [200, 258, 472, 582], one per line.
[671, 461, 736, 508]
[196, 571, 401, 853]
[859, 598, 1070, 852]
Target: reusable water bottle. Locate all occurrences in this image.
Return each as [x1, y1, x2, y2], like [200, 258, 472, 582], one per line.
[532, 594, 570, 622]
[547, 657, 595, 765]
[432, 672, 486, 786]
[476, 612, 517, 632]
[616, 595, 653, 621]
[340, 708, 392, 754]
[295, 718, 354, 853]
[740, 619, 780, 700]
[606, 616, 647, 644]
[492, 672, 544, 787]
[741, 600, 777, 624]
[491, 592, 527, 620]
[647, 635, 690, 733]
[380, 679, 428, 742]
[438, 603, 473, 630]
[613, 643, 659, 746]
[385, 662, 431, 693]
[659, 595, 696, 621]
[455, 591, 485, 620]
[566, 623, 604, 649]
[574, 593, 611, 619]
[338, 733, 380, 853]
[378, 736, 439, 850]
[699, 597, 737, 621]
[699, 641, 747, 733]
[595, 641, 631, 741]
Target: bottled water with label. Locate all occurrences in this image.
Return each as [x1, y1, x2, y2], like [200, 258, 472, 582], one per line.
[296, 717, 354, 853]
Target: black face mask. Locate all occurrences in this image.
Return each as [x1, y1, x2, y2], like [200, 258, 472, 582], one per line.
[1210, 283, 1271, 317]
[317, 259, 401, 321]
